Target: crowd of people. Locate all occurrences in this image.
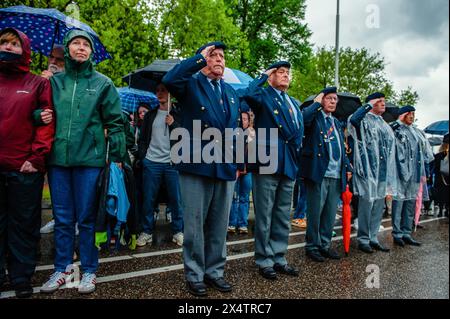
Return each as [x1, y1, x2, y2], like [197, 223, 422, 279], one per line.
[0, 27, 448, 299]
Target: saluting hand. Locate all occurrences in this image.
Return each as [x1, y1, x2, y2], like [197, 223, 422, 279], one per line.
[201, 45, 216, 59]
[264, 68, 277, 77]
[314, 92, 325, 104]
[369, 98, 382, 107]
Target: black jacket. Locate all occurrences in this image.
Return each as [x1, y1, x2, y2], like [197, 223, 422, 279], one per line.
[137, 106, 181, 161]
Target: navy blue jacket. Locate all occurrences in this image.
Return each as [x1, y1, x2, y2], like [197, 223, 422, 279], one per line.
[300, 102, 352, 192]
[242, 74, 304, 181]
[162, 54, 264, 181]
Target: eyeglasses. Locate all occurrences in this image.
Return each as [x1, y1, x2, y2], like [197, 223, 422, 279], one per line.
[324, 96, 338, 102]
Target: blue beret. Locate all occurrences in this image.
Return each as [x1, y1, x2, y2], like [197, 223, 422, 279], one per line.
[320, 86, 337, 96]
[365, 92, 385, 103]
[196, 41, 227, 55]
[266, 61, 291, 71]
[398, 105, 416, 115]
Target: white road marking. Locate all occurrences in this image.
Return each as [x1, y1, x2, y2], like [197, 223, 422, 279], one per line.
[1, 217, 444, 299]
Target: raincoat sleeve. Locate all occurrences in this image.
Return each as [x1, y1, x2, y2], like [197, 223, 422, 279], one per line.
[349, 103, 373, 139]
[162, 54, 207, 100]
[27, 79, 55, 171]
[100, 80, 126, 163]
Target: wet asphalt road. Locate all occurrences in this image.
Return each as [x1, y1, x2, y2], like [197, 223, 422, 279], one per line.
[0, 208, 448, 300]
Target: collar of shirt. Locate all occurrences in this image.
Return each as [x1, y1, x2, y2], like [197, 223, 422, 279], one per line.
[321, 110, 336, 126]
[207, 77, 222, 93]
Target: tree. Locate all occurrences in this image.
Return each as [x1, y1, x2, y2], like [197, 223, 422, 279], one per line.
[151, 0, 248, 69]
[224, 0, 312, 76]
[289, 46, 419, 106]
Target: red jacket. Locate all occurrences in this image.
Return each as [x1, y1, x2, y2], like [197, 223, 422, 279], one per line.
[0, 28, 55, 172]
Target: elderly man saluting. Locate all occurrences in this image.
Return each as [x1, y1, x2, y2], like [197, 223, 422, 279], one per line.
[390, 107, 434, 247]
[301, 87, 352, 262]
[242, 61, 303, 280]
[348, 92, 411, 253]
[162, 42, 265, 296]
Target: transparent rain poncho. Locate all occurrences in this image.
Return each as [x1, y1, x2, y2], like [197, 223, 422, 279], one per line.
[348, 112, 398, 201]
[392, 122, 434, 201]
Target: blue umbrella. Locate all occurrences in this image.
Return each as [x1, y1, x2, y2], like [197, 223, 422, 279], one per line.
[117, 87, 159, 113]
[223, 67, 254, 89]
[0, 5, 111, 64]
[424, 120, 449, 136]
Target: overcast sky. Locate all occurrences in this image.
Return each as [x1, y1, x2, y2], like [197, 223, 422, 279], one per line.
[305, 0, 449, 130]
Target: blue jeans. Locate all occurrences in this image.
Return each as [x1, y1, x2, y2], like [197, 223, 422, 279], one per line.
[142, 159, 183, 234]
[48, 166, 101, 274]
[293, 179, 307, 219]
[229, 173, 252, 228]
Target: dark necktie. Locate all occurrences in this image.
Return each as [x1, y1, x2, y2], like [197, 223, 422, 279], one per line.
[326, 116, 340, 161]
[281, 92, 297, 128]
[212, 80, 226, 114]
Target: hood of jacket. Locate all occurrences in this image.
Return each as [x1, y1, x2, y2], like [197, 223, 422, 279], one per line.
[0, 27, 32, 73]
[63, 29, 95, 77]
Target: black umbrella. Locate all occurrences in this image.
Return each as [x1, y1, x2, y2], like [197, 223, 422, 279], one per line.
[123, 59, 181, 92]
[382, 102, 400, 123]
[300, 92, 362, 121]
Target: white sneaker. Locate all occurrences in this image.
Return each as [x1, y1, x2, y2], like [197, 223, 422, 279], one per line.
[40, 220, 55, 234]
[78, 273, 96, 294]
[136, 233, 152, 247]
[353, 218, 359, 230]
[40, 271, 72, 293]
[172, 232, 184, 246]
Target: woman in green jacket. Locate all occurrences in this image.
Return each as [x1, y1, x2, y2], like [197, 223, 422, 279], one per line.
[40, 29, 125, 295]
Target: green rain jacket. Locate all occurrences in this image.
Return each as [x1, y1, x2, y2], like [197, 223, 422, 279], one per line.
[48, 29, 125, 167]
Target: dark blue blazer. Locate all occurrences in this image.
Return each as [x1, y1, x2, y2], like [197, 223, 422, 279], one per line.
[300, 102, 352, 192]
[242, 75, 304, 181]
[162, 54, 264, 181]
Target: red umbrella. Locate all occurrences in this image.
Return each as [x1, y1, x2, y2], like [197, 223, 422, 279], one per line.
[341, 185, 353, 255]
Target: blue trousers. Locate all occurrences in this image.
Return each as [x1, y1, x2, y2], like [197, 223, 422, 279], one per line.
[252, 174, 294, 269]
[142, 159, 183, 235]
[179, 173, 235, 282]
[305, 178, 341, 252]
[293, 178, 307, 219]
[48, 166, 101, 274]
[229, 173, 252, 228]
[391, 199, 415, 240]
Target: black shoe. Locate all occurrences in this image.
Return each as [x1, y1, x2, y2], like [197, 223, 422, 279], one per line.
[415, 224, 425, 230]
[358, 244, 374, 254]
[14, 282, 33, 299]
[273, 263, 299, 277]
[319, 248, 341, 260]
[393, 238, 405, 247]
[258, 267, 277, 280]
[186, 281, 207, 297]
[306, 250, 326, 262]
[403, 237, 422, 246]
[204, 276, 232, 293]
[370, 242, 390, 252]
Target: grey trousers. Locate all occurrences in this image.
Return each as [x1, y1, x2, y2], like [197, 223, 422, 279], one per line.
[179, 173, 235, 282]
[305, 178, 341, 252]
[357, 197, 385, 245]
[391, 199, 415, 240]
[252, 174, 294, 269]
